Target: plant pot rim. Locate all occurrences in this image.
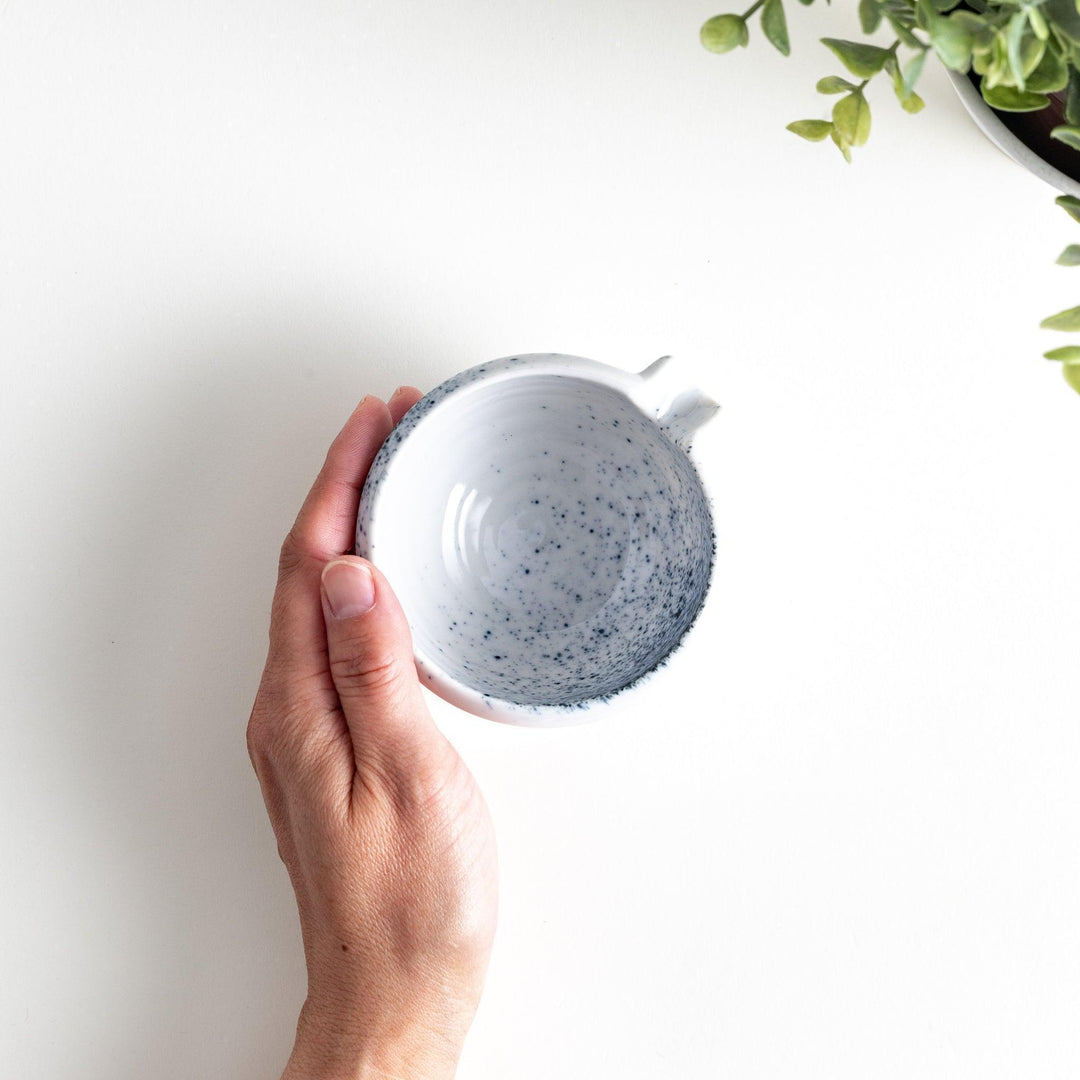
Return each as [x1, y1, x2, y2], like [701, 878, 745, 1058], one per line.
[945, 67, 1080, 199]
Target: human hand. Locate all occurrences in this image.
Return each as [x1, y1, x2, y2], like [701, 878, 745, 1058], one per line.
[247, 389, 499, 1080]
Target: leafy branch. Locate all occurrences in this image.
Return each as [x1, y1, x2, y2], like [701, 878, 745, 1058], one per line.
[1042, 195, 1080, 392]
[701, 0, 1080, 393]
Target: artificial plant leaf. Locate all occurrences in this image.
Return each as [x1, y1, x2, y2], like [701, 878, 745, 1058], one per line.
[700, 14, 749, 53]
[884, 52, 924, 110]
[859, 0, 882, 34]
[1043, 0, 1080, 47]
[817, 75, 857, 93]
[761, 0, 790, 56]
[1043, 345, 1080, 360]
[1057, 245, 1080, 265]
[1040, 305, 1080, 330]
[1024, 41, 1068, 93]
[1067, 66, 1080, 126]
[919, 1, 976, 71]
[980, 82, 1051, 111]
[1005, 10, 1030, 89]
[952, 10, 994, 55]
[932, 21, 976, 72]
[981, 32, 1010, 90]
[1050, 125, 1080, 150]
[787, 119, 834, 141]
[1005, 11, 1026, 86]
[1027, 5, 1049, 41]
[887, 14, 926, 51]
[1063, 362, 1080, 394]
[821, 37, 892, 77]
[833, 91, 872, 147]
[1020, 31, 1047, 80]
[1056, 194, 1080, 223]
[902, 49, 928, 96]
[830, 127, 854, 162]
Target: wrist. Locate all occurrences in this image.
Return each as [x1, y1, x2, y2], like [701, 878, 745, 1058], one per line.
[281, 998, 463, 1080]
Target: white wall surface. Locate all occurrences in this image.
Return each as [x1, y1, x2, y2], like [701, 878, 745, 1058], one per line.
[2, 2, 1079, 1077]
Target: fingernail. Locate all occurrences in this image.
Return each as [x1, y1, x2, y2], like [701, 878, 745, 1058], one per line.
[322, 560, 376, 619]
[391, 385, 407, 397]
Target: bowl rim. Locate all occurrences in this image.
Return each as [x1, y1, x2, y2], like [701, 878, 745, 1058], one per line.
[356, 353, 717, 726]
[945, 67, 1080, 199]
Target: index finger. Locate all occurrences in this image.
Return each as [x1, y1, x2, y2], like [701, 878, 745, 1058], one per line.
[269, 388, 422, 683]
[283, 386, 423, 565]
[283, 395, 393, 567]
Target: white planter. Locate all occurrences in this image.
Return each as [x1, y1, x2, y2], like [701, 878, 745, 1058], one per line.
[946, 67, 1080, 198]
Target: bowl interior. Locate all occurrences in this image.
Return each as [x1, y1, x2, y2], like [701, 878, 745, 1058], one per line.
[365, 374, 713, 707]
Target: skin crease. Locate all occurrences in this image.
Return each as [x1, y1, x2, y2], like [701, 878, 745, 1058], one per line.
[246, 388, 499, 1080]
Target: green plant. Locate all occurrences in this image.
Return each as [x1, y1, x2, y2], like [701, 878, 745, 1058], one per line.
[700, 0, 1080, 395]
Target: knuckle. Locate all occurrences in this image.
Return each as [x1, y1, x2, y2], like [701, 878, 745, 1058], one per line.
[246, 693, 272, 770]
[246, 683, 297, 763]
[330, 650, 403, 696]
[253, 701, 343, 781]
[277, 529, 306, 578]
[363, 737, 463, 818]
[245, 713, 261, 767]
[404, 747, 471, 818]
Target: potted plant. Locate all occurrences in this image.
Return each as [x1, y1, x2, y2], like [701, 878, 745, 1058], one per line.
[700, 0, 1080, 395]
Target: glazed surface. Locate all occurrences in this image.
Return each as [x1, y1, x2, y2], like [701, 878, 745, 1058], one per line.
[358, 360, 714, 708]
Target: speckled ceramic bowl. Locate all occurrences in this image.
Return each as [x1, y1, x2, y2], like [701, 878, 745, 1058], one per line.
[356, 354, 718, 725]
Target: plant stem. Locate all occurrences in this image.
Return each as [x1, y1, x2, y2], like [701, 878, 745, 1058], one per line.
[742, 0, 766, 19]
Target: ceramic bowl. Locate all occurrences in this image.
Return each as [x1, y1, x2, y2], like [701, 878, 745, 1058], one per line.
[356, 353, 718, 725]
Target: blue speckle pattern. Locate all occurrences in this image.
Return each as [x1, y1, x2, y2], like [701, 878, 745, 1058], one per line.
[357, 355, 715, 714]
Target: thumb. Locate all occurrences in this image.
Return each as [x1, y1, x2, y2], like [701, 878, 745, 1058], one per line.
[319, 556, 441, 771]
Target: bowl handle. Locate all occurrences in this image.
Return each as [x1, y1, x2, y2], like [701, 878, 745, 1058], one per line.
[634, 356, 720, 450]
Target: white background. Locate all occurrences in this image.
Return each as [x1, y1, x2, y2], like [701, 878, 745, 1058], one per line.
[2, 2, 1079, 1077]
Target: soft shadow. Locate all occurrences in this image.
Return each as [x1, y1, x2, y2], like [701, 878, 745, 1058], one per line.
[54, 304, 438, 1079]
